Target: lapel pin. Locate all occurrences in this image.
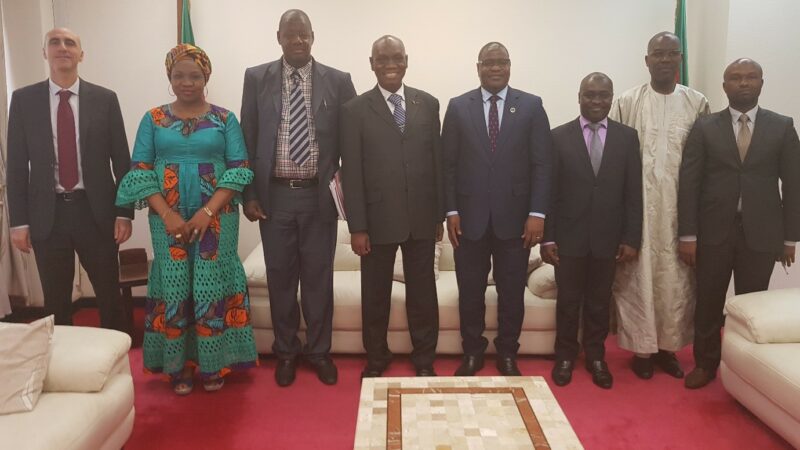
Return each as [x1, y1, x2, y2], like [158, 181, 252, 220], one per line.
[510, 107, 516, 113]
[412, 99, 419, 105]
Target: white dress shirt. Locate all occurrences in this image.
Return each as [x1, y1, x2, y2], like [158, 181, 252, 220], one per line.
[378, 84, 406, 114]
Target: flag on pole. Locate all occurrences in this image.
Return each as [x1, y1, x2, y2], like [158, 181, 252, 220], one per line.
[674, 0, 688, 85]
[181, 0, 195, 45]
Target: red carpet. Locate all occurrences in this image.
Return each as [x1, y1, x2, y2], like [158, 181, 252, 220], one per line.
[74, 308, 792, 450]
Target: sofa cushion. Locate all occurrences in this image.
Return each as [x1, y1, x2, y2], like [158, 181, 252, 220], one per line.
[725, 288, 800, 344]
[0, 316, 54, 414]
[43, 326, 132, 393]
[528, 264, 557, 299]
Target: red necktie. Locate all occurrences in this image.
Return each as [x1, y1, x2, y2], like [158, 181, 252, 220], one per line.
[57, 90, 79, 191]
[488, 95, 500, 152]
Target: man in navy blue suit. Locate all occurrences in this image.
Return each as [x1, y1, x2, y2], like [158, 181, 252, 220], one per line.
[442, 42, 553, 376]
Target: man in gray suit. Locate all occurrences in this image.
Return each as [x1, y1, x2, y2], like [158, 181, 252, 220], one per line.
[679, 58, 800, 389]
[7, 28, 132, 329]
[240, 10, 356, 386]
[442, 42, 553, 376]
[341, 35, 443, 378]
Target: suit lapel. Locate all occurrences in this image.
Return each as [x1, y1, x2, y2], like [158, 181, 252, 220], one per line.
[404, 86, 419, 133]
[78, 79, 90, 165]
[468, 88, 491, 161]
[717, 109, 742, 167]
[568, 119, 596, 178]
[493, 87, 518, 160]
[597, 120, 622, 180]
[745, 108, 768, 165]
[367, 86, 403, 136]
[38, 81, 56, 166]
[311, 60, 326, 114]
[263, 61, 282, 116]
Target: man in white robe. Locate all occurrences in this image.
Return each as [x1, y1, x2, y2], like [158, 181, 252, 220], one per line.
[609, 32, 710, 379]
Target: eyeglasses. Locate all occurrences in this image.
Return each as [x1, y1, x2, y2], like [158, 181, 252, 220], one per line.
[478, 58, 511, 69]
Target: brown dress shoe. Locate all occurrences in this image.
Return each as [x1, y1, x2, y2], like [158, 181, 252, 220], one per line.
[684, 367, 716, 389]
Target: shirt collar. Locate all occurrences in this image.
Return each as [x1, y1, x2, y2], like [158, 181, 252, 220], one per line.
[481, 85, 508, 103]
[378, 84, 405, 103]
[580, 115, 608, 129]
[282, 57, 313, 81]
[49, 78, 80, 97]
[729, 105, 758, 124]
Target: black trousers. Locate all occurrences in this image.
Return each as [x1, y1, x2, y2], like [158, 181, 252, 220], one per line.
[361, 237, 439, 369]
[261, 184, 336, 361]
[694, 216, 776, 371]
[554, 254, 616, 362]
[455, 226, 530, 357]
[31, 196, 123, 330]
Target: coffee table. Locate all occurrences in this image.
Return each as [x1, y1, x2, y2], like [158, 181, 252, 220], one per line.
[354, 376, 582, 450]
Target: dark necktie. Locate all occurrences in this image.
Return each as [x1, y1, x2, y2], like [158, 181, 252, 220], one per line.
[388, 93, 406, 132]
[488, 95, 500, 152]
[288, 71, 311, 166]
[587, 122, 603, 176]
[57, 90, 79, 190]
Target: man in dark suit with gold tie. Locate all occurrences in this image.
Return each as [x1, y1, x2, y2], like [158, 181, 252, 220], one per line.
[542, 73, 643, 389]
[679, 58, 800, 389]
[341, 35, 443, 378]
[7, 28, 132, 329]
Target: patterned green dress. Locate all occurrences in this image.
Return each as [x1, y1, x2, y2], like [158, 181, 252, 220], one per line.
[116, 104, 258, 380]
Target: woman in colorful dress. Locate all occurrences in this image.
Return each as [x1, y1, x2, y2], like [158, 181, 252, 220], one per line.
[116, 44, 257, 395]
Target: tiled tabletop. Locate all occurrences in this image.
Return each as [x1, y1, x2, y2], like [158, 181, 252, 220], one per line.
[354, 376, 583, 450]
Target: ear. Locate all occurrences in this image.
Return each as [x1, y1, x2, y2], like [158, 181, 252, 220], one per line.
[369, 56, 375, 71]
[276, 30, 281, 44]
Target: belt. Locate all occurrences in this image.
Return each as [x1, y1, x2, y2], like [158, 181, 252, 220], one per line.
[56, 190, 87, 201]
[271, 177, 318, 189]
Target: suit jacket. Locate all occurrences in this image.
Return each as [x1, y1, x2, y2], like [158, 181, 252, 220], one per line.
[340, 85, 443, 245]
[678, 107, 800, 253]
[240, 58, 356, 221]
[442, 87, 553, 241]
[6, 79, 132, 240]
[544, 118, 643, 258]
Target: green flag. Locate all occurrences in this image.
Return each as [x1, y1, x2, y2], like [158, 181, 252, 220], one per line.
[181, 0, 195, 45]
[675, 0, 688, 85]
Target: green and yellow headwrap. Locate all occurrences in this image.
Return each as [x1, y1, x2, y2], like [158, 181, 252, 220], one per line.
[165, 43, 212, 81]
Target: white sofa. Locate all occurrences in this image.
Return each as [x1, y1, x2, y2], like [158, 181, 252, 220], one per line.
[0, 326, 135, 450]
[720, 288, 800, 448]
[242, 220, 558, 355]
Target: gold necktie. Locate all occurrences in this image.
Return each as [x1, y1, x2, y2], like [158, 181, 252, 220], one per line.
[737, 114, 751, 163]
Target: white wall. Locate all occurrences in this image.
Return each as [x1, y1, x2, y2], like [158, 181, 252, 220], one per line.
[4, 0, 798, 289]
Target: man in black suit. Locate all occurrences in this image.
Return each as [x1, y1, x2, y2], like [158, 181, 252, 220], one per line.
[442, 42, 553, 376]
[341, 35, 443, 378]
[679, 58, 800, 389]
[7, 28, 132, 329]
[542, 73, 643, 389]
[240, 10, 356, 386]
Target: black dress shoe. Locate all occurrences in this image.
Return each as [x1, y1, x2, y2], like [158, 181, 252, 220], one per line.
[685, 367, 716, 389]
[360, 361, 387, 379]
[631, 355, 654, 379]
[454, 355, 484, 376]
[308, 356, 338, 385]
[416, 366, 437, 377]
[586, 360, 613, 389]
[551, 360, 574, 387]
[275, 358, 297, 387]
[496, 356, 522, 376]
[653, 350, 684, 378]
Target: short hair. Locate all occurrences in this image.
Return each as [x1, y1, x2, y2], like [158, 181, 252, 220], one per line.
[478, 42, 509, 61]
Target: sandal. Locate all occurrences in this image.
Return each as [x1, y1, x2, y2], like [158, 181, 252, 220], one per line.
[203, 376, 225, 392]
[172, 378, 194, 396]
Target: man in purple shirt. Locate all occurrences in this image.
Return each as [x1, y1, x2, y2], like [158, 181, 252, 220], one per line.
[542, 73, 642, 388]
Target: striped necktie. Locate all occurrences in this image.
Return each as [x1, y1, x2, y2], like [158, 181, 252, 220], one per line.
[288, 71, 311, 166]
[388, 93, 405, 132]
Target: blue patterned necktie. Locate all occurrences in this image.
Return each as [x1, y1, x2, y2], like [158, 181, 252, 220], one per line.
[388, 93, 406, 133]
[288, 70, 311, 166]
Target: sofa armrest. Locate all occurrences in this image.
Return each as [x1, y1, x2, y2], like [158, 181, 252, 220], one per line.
[724, 288, 800, 344]
[528, 264, 556, 299]
[43, 326, 132, 393]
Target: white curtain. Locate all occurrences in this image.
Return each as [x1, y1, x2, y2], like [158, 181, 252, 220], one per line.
[0, 5, 44, 316]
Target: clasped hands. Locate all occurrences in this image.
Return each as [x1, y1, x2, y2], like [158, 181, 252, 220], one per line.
[163, 208, 213, 244]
